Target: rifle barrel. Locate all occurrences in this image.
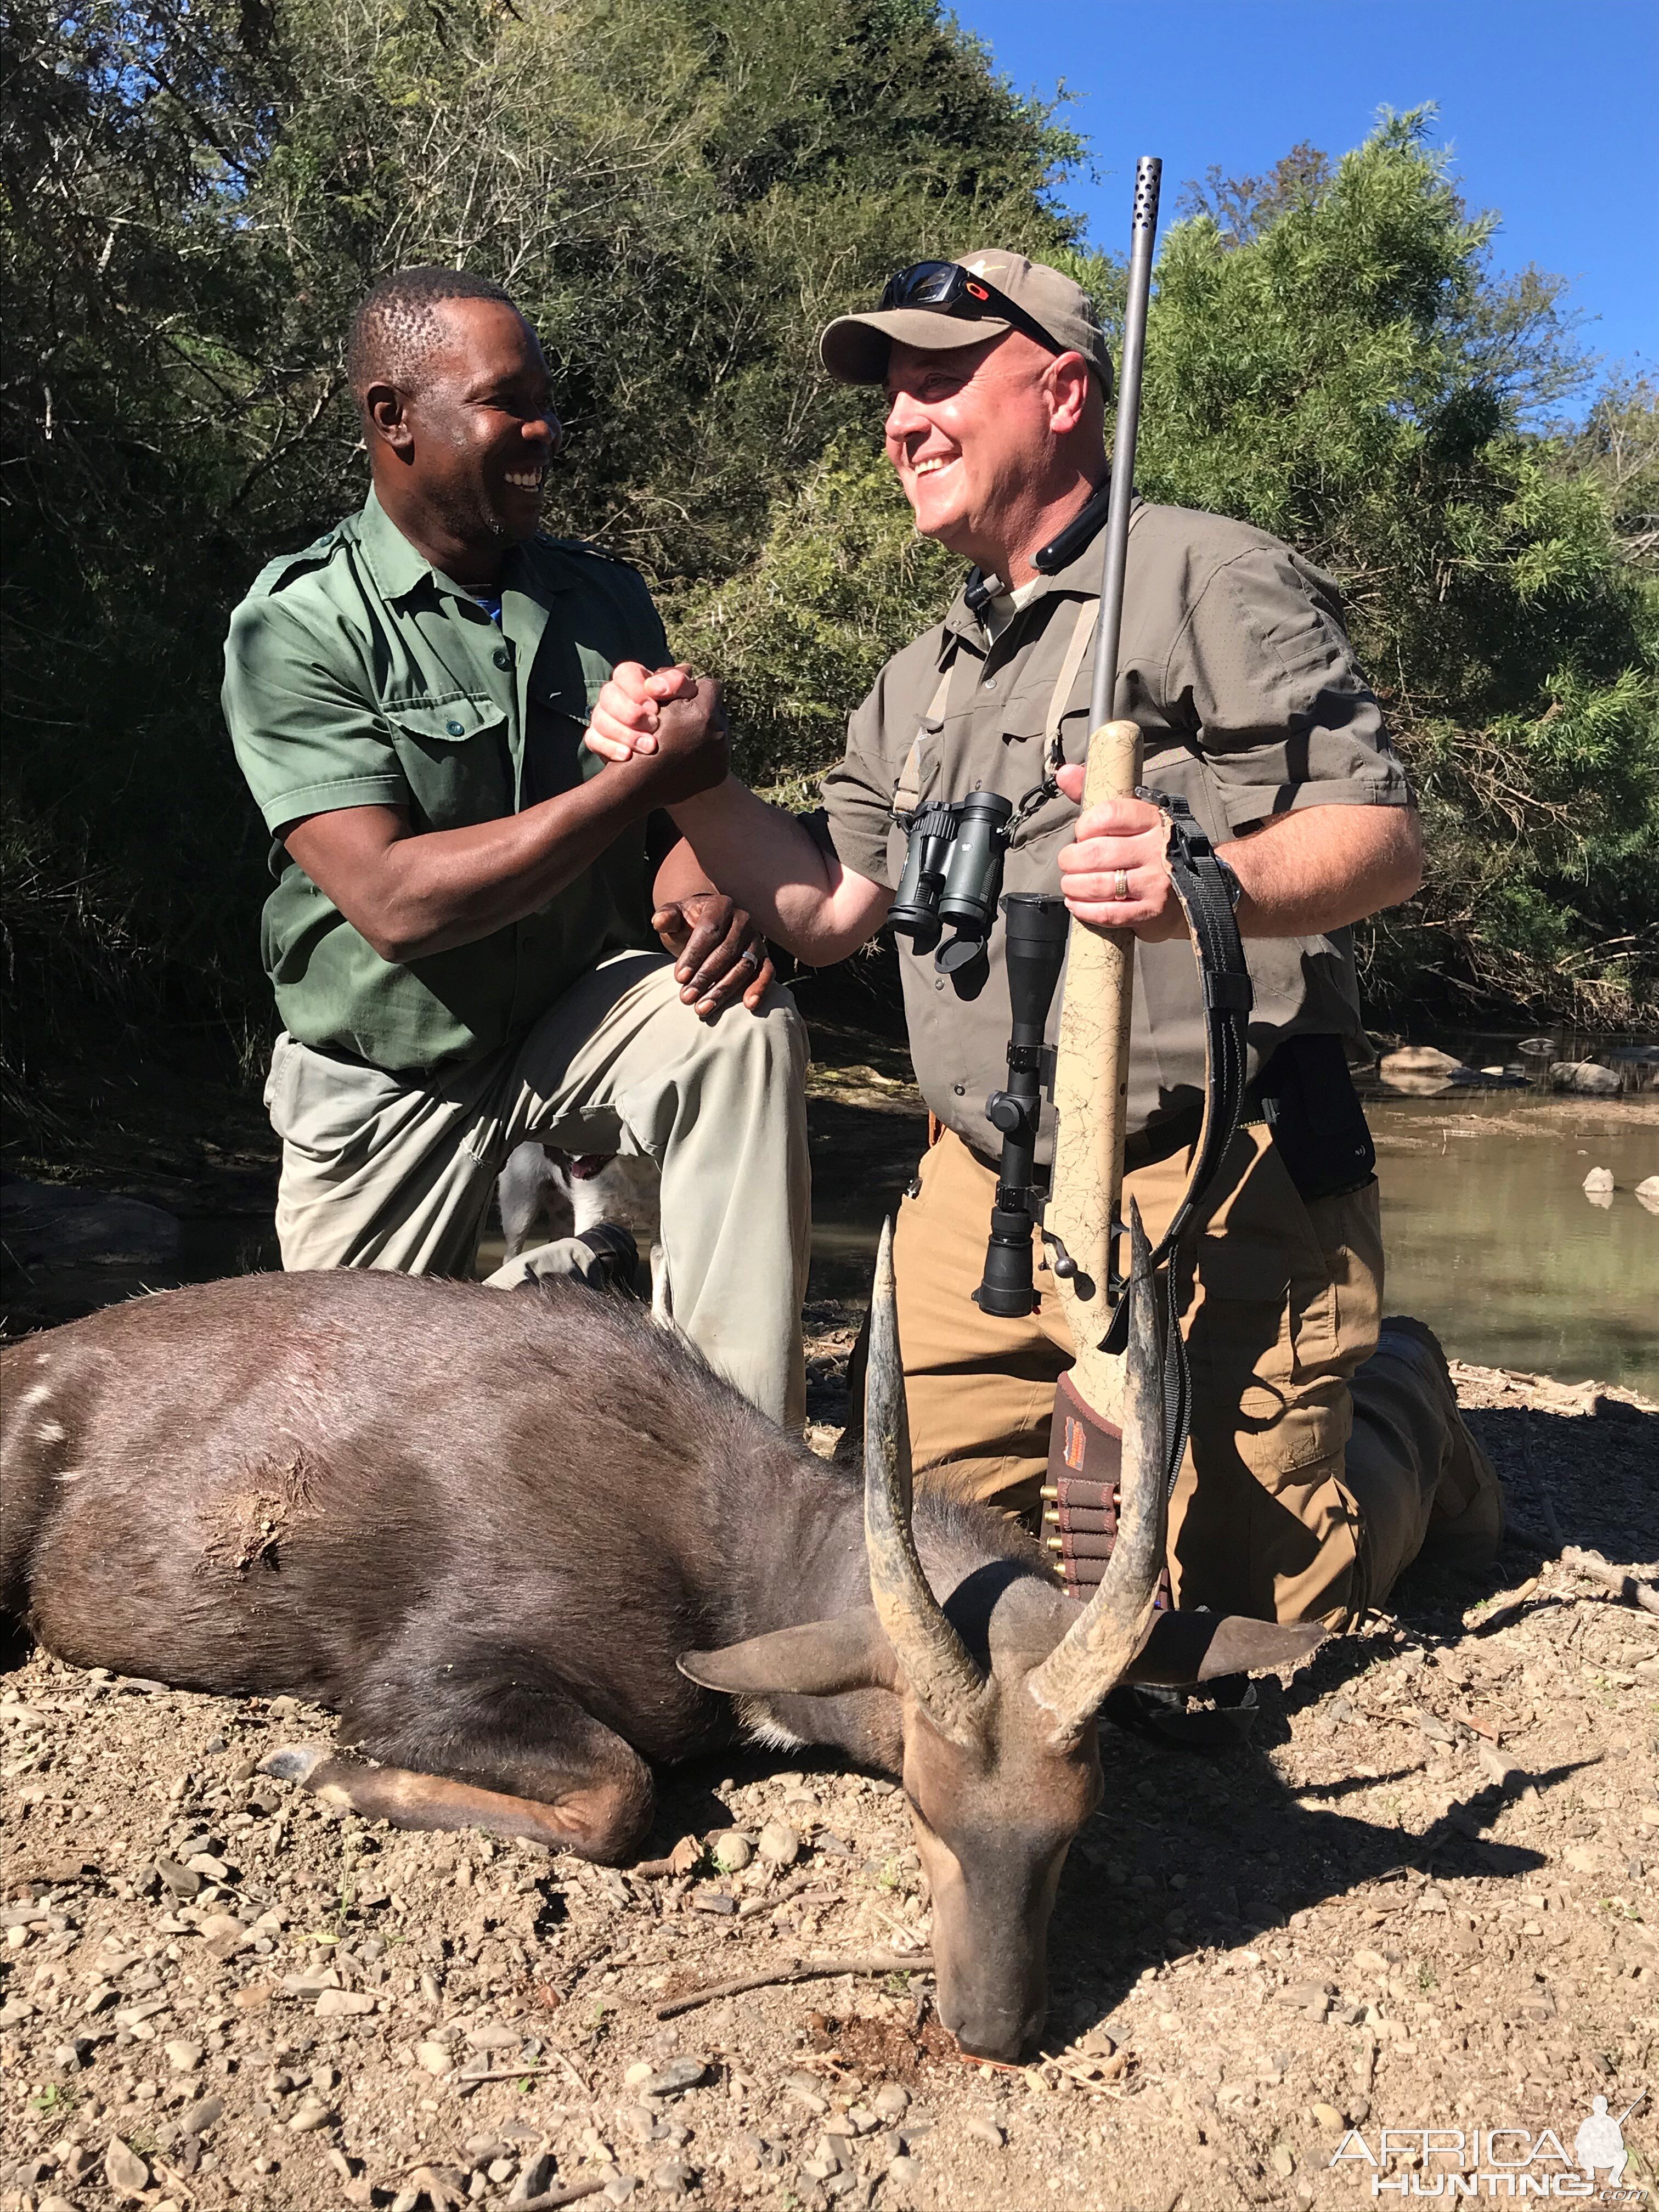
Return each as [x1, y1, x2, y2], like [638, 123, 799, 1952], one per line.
[1087, 156, 1162, 733]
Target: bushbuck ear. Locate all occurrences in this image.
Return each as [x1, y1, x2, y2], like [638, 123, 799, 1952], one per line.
[1123, 1612, 1326, 1687]
[678, 1607, 899, 1700]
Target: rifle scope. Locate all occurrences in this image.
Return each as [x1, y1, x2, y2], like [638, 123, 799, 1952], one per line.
[973, 891, 1070, 1317]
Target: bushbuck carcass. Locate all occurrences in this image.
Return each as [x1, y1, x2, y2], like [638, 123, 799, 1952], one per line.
[0, 1216, 1319, 2060]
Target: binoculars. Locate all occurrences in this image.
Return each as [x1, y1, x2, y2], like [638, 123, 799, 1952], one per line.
[890, 802, 1071, 1314]
[888, 792, 1013, 994]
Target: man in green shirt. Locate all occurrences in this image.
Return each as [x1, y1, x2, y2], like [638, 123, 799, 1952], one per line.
[223, 266, 809, 1426]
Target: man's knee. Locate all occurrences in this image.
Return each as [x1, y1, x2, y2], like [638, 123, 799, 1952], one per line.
[730, 984, 806, 1070]
[687, 985, 808, 1115]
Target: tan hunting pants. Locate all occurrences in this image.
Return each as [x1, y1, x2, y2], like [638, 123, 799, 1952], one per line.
[264, 951, 811, 1429]
[893, 1128, 1498, 1628]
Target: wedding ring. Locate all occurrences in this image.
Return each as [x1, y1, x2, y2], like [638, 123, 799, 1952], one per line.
[1110, 868, 1131, 902]
[738, 946, 761, 969]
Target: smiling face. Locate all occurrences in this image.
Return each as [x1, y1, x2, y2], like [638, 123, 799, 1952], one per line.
[364, 295, 562, 584]
[882, 331, 1100, 581]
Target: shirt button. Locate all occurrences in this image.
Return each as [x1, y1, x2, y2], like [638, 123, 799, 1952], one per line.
[493, 647, 512, 671]
[445, 719, 465, 736]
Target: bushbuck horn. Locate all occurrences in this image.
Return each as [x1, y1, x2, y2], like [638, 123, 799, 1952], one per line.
[1026, 1200, 1167, 1746]
[864, 1218, 986, 1746]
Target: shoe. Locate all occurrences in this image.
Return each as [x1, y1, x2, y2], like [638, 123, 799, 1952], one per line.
[574, 1222, 641, 1298]
[505, 1222, 640, 1296]
[1380, 1315, 1505, 1567]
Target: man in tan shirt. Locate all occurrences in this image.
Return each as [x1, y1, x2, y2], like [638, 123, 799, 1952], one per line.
[586, 252, 1500, 1629]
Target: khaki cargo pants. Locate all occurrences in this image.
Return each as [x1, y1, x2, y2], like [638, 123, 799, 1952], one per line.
[893, 1128, 1497, 1628]
[264, 951, 811, 1429]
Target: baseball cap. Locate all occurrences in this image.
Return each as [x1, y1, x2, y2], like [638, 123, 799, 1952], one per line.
[820, 251, 1112, 396]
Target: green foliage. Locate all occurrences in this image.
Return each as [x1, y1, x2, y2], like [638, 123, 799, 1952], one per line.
[0, 0, 1077, 1086]
[1565, 375, 1659, 571]
[1136, 112, 1656, 1019]
[1, 16, 1653, 1099]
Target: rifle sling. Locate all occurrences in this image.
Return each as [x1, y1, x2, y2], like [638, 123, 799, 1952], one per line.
[1098, 791, 1254, 1498]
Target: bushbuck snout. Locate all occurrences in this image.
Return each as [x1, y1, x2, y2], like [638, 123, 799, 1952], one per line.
[902, 1738, 1093, 2058]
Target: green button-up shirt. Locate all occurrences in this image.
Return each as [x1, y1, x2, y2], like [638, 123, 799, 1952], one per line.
[223, 490, 669, 1073]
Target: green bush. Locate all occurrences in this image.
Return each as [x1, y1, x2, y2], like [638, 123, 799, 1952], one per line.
[681, 113, 1658, 1021]
[2, 2, 1653, 1107]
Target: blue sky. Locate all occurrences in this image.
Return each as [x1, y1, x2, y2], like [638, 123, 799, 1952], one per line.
[955, 0, 1658, 398]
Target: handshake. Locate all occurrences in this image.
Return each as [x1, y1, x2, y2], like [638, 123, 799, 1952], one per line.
[585, 661, 776, 1020]
[584, 661, 730, 808]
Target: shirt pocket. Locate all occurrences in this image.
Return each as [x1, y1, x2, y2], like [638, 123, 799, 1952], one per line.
[387, 693, 512, 828]
[992, 691, 1077, 861]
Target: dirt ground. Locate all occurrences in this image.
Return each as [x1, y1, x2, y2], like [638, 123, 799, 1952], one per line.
[4, 1340, 1657, 2212]
[4, 1050, 1657, 2211]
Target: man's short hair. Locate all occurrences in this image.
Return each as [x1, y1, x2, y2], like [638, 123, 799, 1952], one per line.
[347, 266, 519, 398]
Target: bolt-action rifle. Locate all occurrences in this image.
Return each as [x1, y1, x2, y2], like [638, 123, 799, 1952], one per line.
[973, 155, 1164, 1337]
[973, 158, 1256, 1612]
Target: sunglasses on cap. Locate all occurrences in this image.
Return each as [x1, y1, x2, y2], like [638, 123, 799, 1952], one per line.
[879, 260, 1065, 359]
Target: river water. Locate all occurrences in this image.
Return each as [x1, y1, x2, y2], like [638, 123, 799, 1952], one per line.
[1364, 1088, 1657, 1397]
[800, 1025, 1659, 1401]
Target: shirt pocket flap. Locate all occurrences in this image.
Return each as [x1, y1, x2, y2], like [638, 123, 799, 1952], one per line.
[392, 695, 506, 746]
[986, 689, 1093, 772]
[983, 690, 1053, 747]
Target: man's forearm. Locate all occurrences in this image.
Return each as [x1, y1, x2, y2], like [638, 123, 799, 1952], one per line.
[284, 771, 661, 964]
[652, 834, 720, 909]
[670, 777, 888, 963]
[1055, 764, 1422, 938]
[1221, 803, 1424, 938]
[386, 781, 650, 955]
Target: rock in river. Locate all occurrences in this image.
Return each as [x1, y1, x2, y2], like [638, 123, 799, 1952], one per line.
[1549, 1060, 1621, 1095]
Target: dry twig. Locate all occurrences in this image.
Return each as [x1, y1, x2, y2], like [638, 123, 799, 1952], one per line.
[653, 1950, 933, 2020]
[1560, 1545, 1659, 1617]
[459, 2047, 589, 2097]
